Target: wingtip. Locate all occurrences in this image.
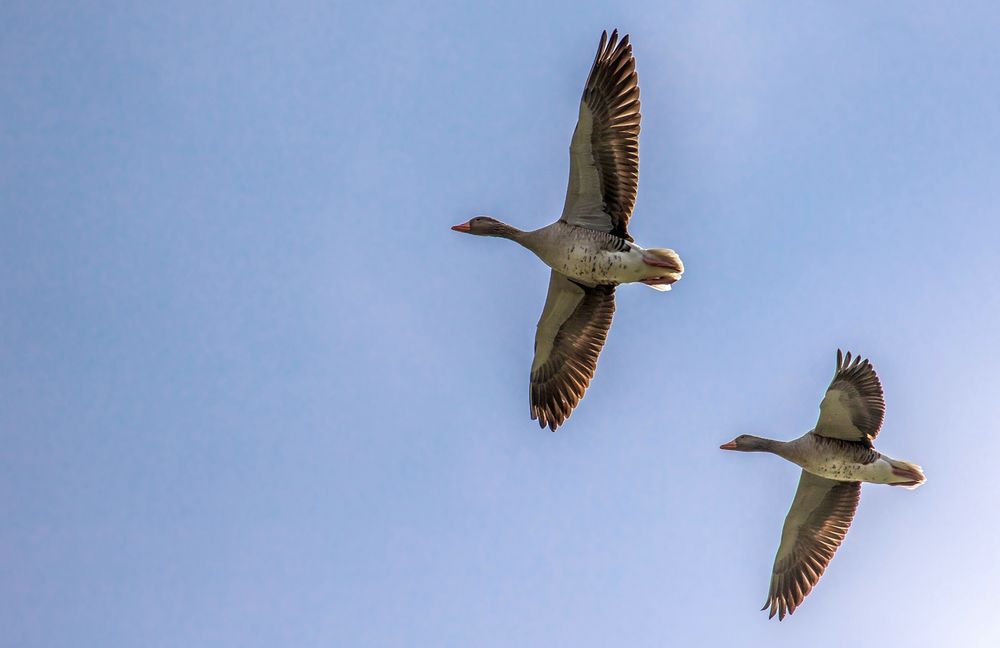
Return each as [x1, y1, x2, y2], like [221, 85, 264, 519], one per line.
[836, 348, 866, 371]
[760, 593, 797, 620]
[531, 407, 563, 432]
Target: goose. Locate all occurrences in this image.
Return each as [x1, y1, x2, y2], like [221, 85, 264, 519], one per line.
[720, 350, 925, 620]
[452, 30, 684, 431]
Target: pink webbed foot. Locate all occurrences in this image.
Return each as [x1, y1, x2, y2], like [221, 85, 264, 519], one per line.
[641, 276, 678, 286]
[642, 256, 675, 268]
[641, 249, 684, 272]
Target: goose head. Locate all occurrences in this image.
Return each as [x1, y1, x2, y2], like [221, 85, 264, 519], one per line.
[720, 434, 775, 452]
[451, 216, 516, 237]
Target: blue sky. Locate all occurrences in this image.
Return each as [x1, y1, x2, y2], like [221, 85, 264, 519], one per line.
[3, 1, 1000, 646]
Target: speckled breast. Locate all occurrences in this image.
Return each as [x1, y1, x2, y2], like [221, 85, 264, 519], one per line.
[804, 461, 871, 482]
[546, 244, 647, 286]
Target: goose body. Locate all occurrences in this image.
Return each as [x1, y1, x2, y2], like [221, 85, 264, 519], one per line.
[771, 434, 916, 485]
[721, 350, 925, 620]
[521, 222, 681, 288]
[452, 30, 684, 430]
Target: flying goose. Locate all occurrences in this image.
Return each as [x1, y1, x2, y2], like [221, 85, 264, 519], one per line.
[452, 30, 684, 431]
[720, 350, 925, 620]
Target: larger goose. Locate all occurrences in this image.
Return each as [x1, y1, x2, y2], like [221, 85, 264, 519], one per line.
[720, 350, 925, 620]
[452, 30, 684, 431]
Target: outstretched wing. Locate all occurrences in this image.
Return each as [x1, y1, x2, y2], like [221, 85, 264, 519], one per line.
[814, 349, 886, 446]
[763, 471, 861, 620]
[530, 272, 615, 431]
[559, 30, 641, 241]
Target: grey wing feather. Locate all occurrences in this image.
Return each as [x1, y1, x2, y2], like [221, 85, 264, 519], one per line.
[530, 271, 615, 431]
[763, 471, 861, 620]
[814, 349, 886, 445]
[559, 30, 641, 241]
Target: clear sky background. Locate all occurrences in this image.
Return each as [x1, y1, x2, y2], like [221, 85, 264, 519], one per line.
[3, 1, 1000, 646]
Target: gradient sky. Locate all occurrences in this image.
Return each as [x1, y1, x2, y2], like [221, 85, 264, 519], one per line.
[3, 2, 1000, 646]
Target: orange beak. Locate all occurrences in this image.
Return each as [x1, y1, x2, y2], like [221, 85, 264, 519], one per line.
[451, 221, 472, 233]
[719, 440, 738, 450]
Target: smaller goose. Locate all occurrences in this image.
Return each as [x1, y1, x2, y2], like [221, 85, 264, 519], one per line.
[720, 350, 925, 621]
[452, 30, 685, 431]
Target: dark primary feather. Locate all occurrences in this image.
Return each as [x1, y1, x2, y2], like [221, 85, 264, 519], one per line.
[764, 472, 861, 620]
[561, 29, 641, 241]
[530, 282, 615, 431]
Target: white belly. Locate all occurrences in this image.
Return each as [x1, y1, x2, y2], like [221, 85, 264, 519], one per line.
[545, 244, 650, 285]
[805, 458, 896, 484]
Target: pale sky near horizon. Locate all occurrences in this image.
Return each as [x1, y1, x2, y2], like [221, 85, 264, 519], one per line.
[3, 2, 1000, 646]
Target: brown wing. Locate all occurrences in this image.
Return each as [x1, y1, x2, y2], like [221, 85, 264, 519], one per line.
[763, 471, 861, 620]
[530, 272, 615, 431]
[815, 349, 886, 446]
[559, 29, 641, 241]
